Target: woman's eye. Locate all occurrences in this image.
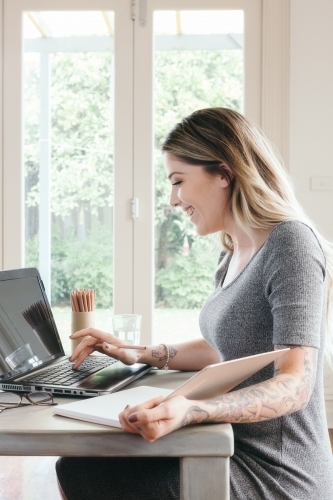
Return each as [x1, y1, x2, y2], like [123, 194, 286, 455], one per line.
[172, 181, 182, 186]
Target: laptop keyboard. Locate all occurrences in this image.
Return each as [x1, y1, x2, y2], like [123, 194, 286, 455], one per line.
[23, 356, 118, 386]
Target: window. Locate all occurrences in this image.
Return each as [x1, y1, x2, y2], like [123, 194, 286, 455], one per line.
[153, 9, 244, 344]
[23, 11, 115, 352]
[3, 0, 279, 347]
[132, 0, 261, 344]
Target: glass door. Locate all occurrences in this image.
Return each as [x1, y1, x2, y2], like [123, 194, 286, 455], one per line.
[3, 0, 133, 350]
[133, 0, 262, 345]
[3, 0, 263, 348]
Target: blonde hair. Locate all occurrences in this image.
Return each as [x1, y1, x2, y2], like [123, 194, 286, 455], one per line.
[162, 107, 333, 363]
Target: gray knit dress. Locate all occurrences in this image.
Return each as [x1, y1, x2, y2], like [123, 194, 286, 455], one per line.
[56, 220, 333, 500]
[199, 221, 333, 499]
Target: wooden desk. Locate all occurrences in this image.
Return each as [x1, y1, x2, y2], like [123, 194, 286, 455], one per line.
[0, 370, 234, 500]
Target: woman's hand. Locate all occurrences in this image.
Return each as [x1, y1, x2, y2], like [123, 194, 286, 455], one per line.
[119, 395, 200, 442]
[69, 328, 143, 369]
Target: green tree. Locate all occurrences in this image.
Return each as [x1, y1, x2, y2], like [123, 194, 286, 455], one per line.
[24, 47, 242, 309]
[154, 49, 242, 307]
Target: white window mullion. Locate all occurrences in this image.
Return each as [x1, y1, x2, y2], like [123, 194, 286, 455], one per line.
[113, 3, 135, 315]
[133, 0, 154, 345]
[3, 0, 23, 270]
[261, 0, 290, 167]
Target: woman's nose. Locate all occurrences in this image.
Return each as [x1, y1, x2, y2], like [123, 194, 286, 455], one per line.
[169, 188, 180, 207]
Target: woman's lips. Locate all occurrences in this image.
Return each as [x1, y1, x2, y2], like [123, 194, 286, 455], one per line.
[185, 206, 195, 218]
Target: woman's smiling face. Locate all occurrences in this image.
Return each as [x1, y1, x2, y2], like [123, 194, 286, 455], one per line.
[165, 153, 231, 236]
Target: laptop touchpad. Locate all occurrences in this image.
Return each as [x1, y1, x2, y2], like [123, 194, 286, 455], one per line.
[79, 364, 148, 390]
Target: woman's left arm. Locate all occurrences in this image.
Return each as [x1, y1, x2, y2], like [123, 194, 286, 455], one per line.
[119, 346, 318, 441]
[189, 345, 318, 424]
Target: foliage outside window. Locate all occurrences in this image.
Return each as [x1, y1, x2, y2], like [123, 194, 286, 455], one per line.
[25, 48, 242, 310]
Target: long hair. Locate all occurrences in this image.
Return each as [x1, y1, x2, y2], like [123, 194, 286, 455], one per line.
[162, 107, 333, 364]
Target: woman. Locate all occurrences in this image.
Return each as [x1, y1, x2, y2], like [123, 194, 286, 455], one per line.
[57, 108, 333, 500]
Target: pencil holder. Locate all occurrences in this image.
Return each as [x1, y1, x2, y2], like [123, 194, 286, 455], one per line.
[71, 311, 95, 353]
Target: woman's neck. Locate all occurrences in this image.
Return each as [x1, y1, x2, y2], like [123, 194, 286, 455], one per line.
[221, 225, 273, 288]
[226, 223, 273, 257]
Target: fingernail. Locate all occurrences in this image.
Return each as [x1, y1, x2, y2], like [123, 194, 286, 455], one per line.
[105, 343, 110, 349]
[124, 405, 129, 410]
[128, 415, 138, 423]
[69, 334, 74, 338]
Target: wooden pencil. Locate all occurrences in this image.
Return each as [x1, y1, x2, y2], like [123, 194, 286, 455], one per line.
[70, 289, 96, 312]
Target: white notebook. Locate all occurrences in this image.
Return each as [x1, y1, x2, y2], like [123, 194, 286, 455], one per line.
[53, 348, 289, 428]
[54, 386, 173, 428]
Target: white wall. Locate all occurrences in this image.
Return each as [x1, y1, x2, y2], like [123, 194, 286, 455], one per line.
[290, 0, 333, 426]
[290, 0, 333, 240]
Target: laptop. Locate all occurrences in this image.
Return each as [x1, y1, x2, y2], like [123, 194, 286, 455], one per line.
[0, 268, 152, 397]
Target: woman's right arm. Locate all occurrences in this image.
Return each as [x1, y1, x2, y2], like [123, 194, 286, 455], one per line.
[69, 328, 219, 371]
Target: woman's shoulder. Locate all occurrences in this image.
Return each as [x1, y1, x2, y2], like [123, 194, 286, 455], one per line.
[262, 220, 326, 277]
[265, 220, 323, 255]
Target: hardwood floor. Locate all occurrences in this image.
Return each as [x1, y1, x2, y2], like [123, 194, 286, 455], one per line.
[1, 434, 332, 499]
[0, 456, 60, 500]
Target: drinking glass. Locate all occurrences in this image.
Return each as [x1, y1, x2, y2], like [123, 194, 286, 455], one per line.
[112, 314, 142, 345]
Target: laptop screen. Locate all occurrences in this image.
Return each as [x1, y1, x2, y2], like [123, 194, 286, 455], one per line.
[0, 274, 63, 380]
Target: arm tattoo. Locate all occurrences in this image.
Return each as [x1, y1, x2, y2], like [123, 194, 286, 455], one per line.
[180, 346, 318, 425]
[151, 345, 178, 362]
[180, 406, 210, 427]
[273, 344, 300, 376]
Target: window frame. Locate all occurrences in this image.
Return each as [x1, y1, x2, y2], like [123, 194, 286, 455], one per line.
[2, 0, 135, 317]
[0, 0, 290, 345]
[133, 0, 263, 344]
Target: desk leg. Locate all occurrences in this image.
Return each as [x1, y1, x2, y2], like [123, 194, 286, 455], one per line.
[180, 456, 230, 500]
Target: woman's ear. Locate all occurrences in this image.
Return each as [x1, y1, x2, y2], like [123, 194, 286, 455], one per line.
[219, 163, 234, 187]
